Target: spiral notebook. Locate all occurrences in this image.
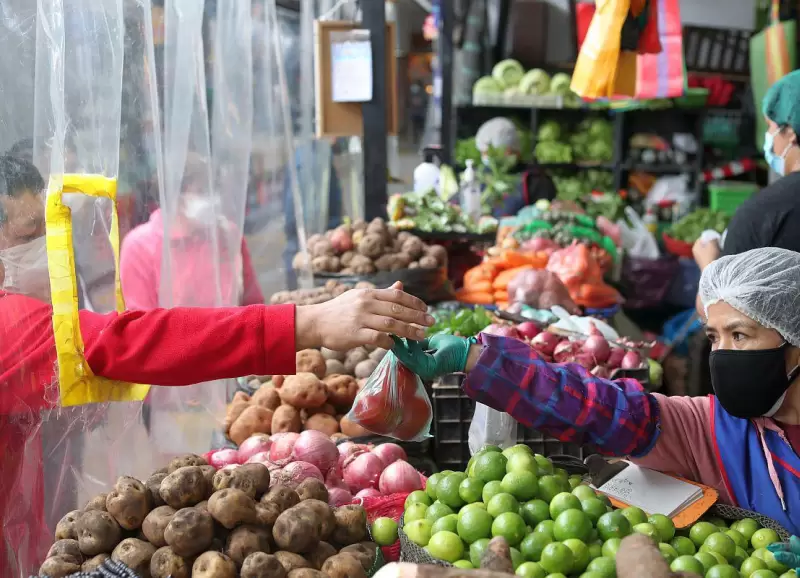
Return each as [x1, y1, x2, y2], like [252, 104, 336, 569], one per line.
[596, 462, 705, 517]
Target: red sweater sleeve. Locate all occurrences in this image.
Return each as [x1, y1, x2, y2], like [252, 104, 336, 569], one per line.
[241, 238, 265, 306]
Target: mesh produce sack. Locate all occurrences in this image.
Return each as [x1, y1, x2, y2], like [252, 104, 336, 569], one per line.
[33, 558, 140, 578]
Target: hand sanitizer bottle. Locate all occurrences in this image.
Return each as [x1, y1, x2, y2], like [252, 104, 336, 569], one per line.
[461, 159, 482, 222]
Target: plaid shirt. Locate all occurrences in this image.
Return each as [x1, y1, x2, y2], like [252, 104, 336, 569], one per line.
[463, 333, 662, 457]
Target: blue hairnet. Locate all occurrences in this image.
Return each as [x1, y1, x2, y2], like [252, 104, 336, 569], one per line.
[763, 70, 800, 134]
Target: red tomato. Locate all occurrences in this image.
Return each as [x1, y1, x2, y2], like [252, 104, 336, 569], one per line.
[393, 395, 432, 441]
[395, 362, 421, 403]
[351, 391, 401, 435]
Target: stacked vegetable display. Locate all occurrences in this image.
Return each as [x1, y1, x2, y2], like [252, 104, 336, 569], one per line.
[402, 445, 787, 578]
[535, 118, 614, 166]
[388, 189, 498, 235]
[666, 209, 730, 245]
[472, 61, 581, 107]
[43, 452, 381, 578]
[269, 281, 373, 306]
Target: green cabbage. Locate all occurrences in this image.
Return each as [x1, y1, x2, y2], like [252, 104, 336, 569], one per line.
[550, 72, 573, 95]
[537, 120, 562, 142]
[519, 69, 551, 95]
[492, 59, 525, 89]
[473, 76, 503, 95]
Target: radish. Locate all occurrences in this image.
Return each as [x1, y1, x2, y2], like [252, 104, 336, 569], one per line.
[531, 331, 561, 355]
[516, 321, 541, 340]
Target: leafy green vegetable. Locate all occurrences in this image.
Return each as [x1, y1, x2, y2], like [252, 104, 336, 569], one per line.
[427, 306, 494, 337]
[455, 137, 482, 166]
[667, 209, 730, 243]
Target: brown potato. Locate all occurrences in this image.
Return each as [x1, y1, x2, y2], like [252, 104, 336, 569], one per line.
[272, 405, 302, 433]
[275, 551, 311, 573]
[106, 476, 151, 530]
[307, 541, 337, 570]
[339, 416, 371, 438]
[39, 556, 81, 578]
[164, 507, 215, 558]
[296, 500, 335, 542]
[192, 551, 237, 578]
[325, 359, 346, 376]
[47, 539, 83, 565]
[150, 546, 191, 578]
[240, 552, 287, 578]
[279, 373, 327, 409]
[111, 538, 156, 578]
[159, 466, 209, 509]
[322, 553, 368, 578]
[255, 501, 283, 527]
[340, 542, 378, 571]
[76, 510, 122, 556]
[353, 360, 378, 380]
[200, 465, 216, 489]
[320, 347, 346, 361]
[167, 454, 208, 473]
[296, 350, 327, 379]
[83, 494, 108, 512]
[295, 478, 329, 503]
[55, 510, 81, 540]
[331, 505, 367, 545]
[208, 488, 258, 529]
[288, 570, 325, 578]
[260, 485, 300, 512]
[273, 504, 321, 553]
[141, 505, 177, 548]
[144, 473, 167, 508]
[82, 554, 109, 572]
[252, 384, 282, 410]
[225, 398, 251, 434]
[323, 374, 359, 410]
[303, 413, 339, 436]
[230, 405, 274, 445]
[225, 525, 271, 567]
[212, 463, 271, 499]
[343, 349, 369, 375]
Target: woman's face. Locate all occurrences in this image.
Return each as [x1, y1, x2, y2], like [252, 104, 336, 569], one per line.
[766, 117, 797, 155]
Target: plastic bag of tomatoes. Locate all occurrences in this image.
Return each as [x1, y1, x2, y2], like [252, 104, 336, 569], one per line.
[346, 352, 433, 442]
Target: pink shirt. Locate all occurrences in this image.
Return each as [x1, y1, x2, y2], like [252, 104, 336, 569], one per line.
[120, 209, 264, 310]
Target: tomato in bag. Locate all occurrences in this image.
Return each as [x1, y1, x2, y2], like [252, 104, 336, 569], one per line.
[346, 352, 432, 442]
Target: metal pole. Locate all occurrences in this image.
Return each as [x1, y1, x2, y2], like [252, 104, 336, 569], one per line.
[439, 0, 454, 165]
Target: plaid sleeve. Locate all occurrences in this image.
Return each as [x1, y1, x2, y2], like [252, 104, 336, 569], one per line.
[462, 333, 661, 457]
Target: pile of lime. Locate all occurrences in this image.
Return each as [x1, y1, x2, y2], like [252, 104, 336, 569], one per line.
[401, 444, 789, 578]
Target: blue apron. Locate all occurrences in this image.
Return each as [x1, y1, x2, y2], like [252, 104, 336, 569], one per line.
[712, 396, 800, 534]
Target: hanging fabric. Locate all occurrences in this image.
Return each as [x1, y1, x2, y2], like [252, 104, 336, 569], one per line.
[635, 0, 685, 98]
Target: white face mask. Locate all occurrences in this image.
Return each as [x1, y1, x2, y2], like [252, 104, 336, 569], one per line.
[0, 236, 51, 302]
[183, 196, 222, 228]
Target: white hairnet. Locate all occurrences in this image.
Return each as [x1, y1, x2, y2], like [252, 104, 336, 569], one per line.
[699, 247, 800, 346]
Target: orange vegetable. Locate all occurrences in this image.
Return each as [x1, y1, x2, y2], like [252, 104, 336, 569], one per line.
[492, 265, 534, 291]
[493, 290, 508, 301]
[464, 280, 493, 294]
[455, 289, 494, 305]
[495, 300, 510, 310]
[464, 263, 498, 287]
[574, 283, 623, 308]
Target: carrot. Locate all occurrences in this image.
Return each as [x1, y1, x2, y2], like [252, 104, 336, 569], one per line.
[455, 289, 494, 305]
[463, 280, 494, 294]
[495, 300, 510, 310]
[493, 290, 508, 301]
[464, 263, 497, 287]
[492, 265, 534, 291]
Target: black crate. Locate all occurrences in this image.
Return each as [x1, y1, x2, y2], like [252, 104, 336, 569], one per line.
[432, 375, 586, 471]
[683, 25, 752, 76]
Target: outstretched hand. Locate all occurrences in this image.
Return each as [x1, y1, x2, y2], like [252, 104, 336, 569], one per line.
[296, 281, 434, 351]
[769, 535, 800, 571]
[391, 334, 476, 380]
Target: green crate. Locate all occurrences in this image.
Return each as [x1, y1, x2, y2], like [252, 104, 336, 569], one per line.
[709, 181, 759, 216]
[675, 87, 709, 108]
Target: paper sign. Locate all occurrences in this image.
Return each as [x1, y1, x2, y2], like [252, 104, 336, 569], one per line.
[597, 462, 704, 517]
[330, 29, 373, 103]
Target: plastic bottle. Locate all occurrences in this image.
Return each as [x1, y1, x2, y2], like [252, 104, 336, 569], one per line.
[413, 149, 441, 194]
[460, 159, 482, 222]
[643, 209, 658, 235]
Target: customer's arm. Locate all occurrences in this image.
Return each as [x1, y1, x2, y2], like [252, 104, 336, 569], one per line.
[240, 238, 265, 306]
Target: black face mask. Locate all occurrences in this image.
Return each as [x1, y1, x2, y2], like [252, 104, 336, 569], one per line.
[710, 343, 800, 419]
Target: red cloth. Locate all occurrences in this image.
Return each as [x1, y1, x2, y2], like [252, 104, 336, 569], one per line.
[0, 292, 296, 574]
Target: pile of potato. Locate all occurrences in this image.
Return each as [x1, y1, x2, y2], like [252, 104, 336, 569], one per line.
[227, 347, 386, 444]
[291, 217, 447, 275]
[43, 455, 377, 578]
[269, 281, 373, 307]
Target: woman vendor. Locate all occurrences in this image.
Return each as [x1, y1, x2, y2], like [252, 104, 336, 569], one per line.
[393, 247, 800, 534]
[0, 154, 434, 574]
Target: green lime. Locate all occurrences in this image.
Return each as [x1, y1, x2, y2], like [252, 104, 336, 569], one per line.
[694, 552, 718, 573]
[473, 452, 509, 483]
[725, 528, 748, 550]
[596, 511, 631, 541]
[731, 518, 761, 542]
[670, 555, 706, 575]
[647, 514, 675, 542]
[502, 471, 539, 501]
[752, 529, 781, 550]
[568, 475, 583, 490]
[459, 477, 485, 504]
[703, 532, 737, 561]
[580, 499, 607, 525]
[753, 548, 770, 562]
[521, 499, 551, 528]
[658, 543, 679, 564]
[425, 501, 455, 523]
[545, 574, 568, 578]
[521, 532, 552, 562]
[405, 490, 432, 509]
[778, 571, 797, 578]
[404, 519, 433, 547]
[453, 560, 474, 570]
[586, 556, 616, 578]
[427, 530, 465, 563]
[633, 523, 659, 541]
[437, 473, 467, 509]
[534, 520, 556, 540]
[538, 475, 570, 503]
[534, 454, 555, 474]
[670, 536, 696, 556]
[549, 493, 582, 519]
[507, 452, 542, 476]
[459, 502, 487, 518]
[706, 517, 729, 528]
[620, 506, 648, 527]
[516, 561, 546, 578]
[764, 550, 791, 574]
[511, 547, 525, 570]
[741, 557, 769, 578]
[487, 493, 521, 517]
[539, 542, 574, 576]
[431, 513, 459, 535]
[405, 502, 428, 523]
[751, 571, 780, 578]
[503, 444, 534, 459]
[689, 521, 719, 548]
[492, 512, 528, 547]
[470, 538, 491, 567]
[732, 547, 749, 569]
[457, 508, 493, 544]
[571, 485, 596, 501]
[588, 543, 603, 560]
[579, 573, 606, 578]
[601, 538, 622, 559]
[596, 493, 612, 508]
[706, 564, 742, 578]
[553, 509, 593, 542]
[553, 467, 569, 482]
[425, 473, 443, 500]
[481, 445, 503, 453]
[563, 539, 590, 574]
[371, 517, 399, 546]
[483, 480, 505, 504]
[704, 551, 730, 566]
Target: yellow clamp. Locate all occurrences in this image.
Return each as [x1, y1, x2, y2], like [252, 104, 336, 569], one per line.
[45, 173, 150, 406]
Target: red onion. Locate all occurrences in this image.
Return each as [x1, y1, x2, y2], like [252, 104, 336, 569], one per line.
[343, 452, 384, 492]
[483, 323, 522, 340]
[269, 432, 300, 461]
[328, 487, 354, 507]
[209, 449, 240, 469]
[292, 430, 338, 474]
[272, 461, 324, 489]
[516, 321, 541, 340]
[572, 353, 595, 369]
[531, 332, 561, 356]
[607, 347, 626, 369]
[237, 435, 272, 464]
[583, 335, 611, 364]
[554, 340, 582, 363]
[588, 321, 603, 336]
[621, 350, 643, 369]
[338, 443, 368, 471]
[371, 443, 408, 468]
[325, 468, 349, 491]
[337, 441, 357, 456]
[591, 366, 610, 378]
[378, 460, 423, 495]
[354, 488, 382, 499]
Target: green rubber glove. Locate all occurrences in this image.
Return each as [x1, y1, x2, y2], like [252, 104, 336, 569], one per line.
[391, 334, 477, 381]
[769, 535, 800, 571]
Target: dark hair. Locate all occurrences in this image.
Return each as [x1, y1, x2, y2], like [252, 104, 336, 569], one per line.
[7, 138, 34, 164]
[0, 154, 45, 198]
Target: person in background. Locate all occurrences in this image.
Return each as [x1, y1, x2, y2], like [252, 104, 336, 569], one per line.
[393, 247, 800, 534]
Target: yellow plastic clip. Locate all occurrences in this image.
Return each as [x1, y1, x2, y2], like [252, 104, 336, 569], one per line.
[45, 173, 150, 406]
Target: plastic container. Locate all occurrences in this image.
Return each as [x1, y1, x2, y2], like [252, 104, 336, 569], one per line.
[709, 181, 759, 216]
[662, 232, 695, 258]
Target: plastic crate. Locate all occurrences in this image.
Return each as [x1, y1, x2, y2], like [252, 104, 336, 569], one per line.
[431, 375, 585, 471]
[709, 181, 758, 216]
[674, 87, 709, 108]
